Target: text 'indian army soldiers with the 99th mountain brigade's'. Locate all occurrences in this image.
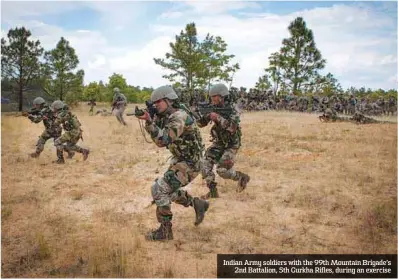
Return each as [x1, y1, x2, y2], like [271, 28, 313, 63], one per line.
[135, 85, 210, 241]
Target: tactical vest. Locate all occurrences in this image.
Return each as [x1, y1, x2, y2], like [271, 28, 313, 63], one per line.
[210, 105, 241, 149]
[59, 111, 82, 131]
[156, 108, 204, 164]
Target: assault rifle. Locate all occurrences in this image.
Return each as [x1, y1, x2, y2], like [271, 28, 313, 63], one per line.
[126, 100, 158, 119]
[22, 109, 42, 120]
[192, 102, 234, 120]
[126, 100, 158, 144]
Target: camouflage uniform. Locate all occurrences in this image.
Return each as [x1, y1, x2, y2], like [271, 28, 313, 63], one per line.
[27, 97, 64, 158]
[112, 88, 127, 125]
[351, 111, 380, 124]
[197, 83, 250, 199]
[51, 101, 90, 164]
[143, 86, 209, 241]
[88, 99, 96, 115]
[319, 108, 338, 122]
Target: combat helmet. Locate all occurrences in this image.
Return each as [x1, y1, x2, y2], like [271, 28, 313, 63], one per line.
[33, 97, 46, 106]
[51, 100, 65, 111]
[151, 85, 179, 102]
[209, 83, 229, 97]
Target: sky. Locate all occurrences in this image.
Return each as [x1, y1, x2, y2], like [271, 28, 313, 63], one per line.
[1, 0, 397, 91]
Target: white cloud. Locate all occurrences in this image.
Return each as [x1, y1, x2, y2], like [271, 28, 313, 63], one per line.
[182, 0, 261, 14]
[159, 11, 184, 20]
[1, 1, 396, 90]
[88, 55, 107, 69]
[1, 1, 83, 23]
[151, 3, 397, 90]
[82, 1, 148, 31]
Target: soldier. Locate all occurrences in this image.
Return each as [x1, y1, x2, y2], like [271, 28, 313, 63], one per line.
[111, 87, 128, 125]
[350, 111, 382, 124]
[319, 107, 341, 122]
[51, 100, 90, 164]
[196, 83, 250, 199]
[88, 98, 96, 115]
[25, 97, 69, 159]
[136, 85, 209, 241]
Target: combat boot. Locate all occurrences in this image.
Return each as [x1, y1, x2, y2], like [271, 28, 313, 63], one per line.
[53, 149, 65, 164]
[30, 151, 40, 158]
[193, 197, 209, 226]
[145, 222, 173, 241]
[200, 182, 219, 199]
[66, 151, 75, 159]
[236, 171, 250, 192]
[54, 158, 65, 164]
[82, 149, 90, 161]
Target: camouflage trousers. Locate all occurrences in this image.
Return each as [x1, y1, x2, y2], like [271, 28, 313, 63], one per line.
[201, 144, 241, 185]
[113, 106, 127, 125]
[35, 129, 62, 154]
[151, 157, 201, 223]
[54, 130, 85, 159]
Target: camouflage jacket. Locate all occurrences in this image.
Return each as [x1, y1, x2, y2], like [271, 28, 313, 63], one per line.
[197, 105, 242, 149]
[54, 110, 82, 136]
[145, 108, 204, 164]
[112, 93, 127, 108]
[28, 105, 62, 135]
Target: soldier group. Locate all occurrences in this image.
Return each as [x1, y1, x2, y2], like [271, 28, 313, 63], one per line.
[235, 89, 396, 117]
[26, 83, 251, 241]
[135, 84, 250, 240]
[25, 98, 89, 164]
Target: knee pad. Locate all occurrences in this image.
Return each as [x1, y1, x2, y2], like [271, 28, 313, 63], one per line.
[164, 170, 182, 191]
[216, 167, 228, 177]
[151, 178, 171, 207]
[37, 137, 47, 145]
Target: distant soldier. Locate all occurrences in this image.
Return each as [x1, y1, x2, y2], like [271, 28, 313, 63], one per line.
[111, 87, 128, 125]
[196, 83, 250, 199]
[88, 99, 96, 115]
[136, 86, 209, 241]
[351, 111, 381, 124]
[25, 97, 69, 159]
[51, 100, 90, 164]
[319, 108, 341, 122]
[96, 109, 112, 116]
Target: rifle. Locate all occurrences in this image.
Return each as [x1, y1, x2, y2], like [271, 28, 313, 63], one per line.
[192, 102, 234, 120]
[22, 109, 42, 120]
[126, 100, 158, 144]
[126, 100, 158, 119]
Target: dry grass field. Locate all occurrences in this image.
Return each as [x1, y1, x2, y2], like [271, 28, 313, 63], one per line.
[1, 103, 397, 278]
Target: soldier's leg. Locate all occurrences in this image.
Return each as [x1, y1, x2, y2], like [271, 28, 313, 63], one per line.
[115, 108, 125, 125]
[216, 148, 250, 193]
[118, 106, 127, 126]
[165, 160, 209, 226]
[65, 133, 89, 161]
[54, 134, 70, 164]
[147, 162, 209, 241]
[201, 146, 222, 199]
[31, 130, 52, 158]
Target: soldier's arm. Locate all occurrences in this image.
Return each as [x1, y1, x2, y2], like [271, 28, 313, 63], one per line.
[213, 109, 240, 134]
[28, 109, 45, 123]
[196, 115, 210, 128]
[145, 111, 186, 147]
[53, 111, 68, 126]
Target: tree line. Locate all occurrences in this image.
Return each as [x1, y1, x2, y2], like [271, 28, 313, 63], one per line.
[1, 17, 396, 111]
